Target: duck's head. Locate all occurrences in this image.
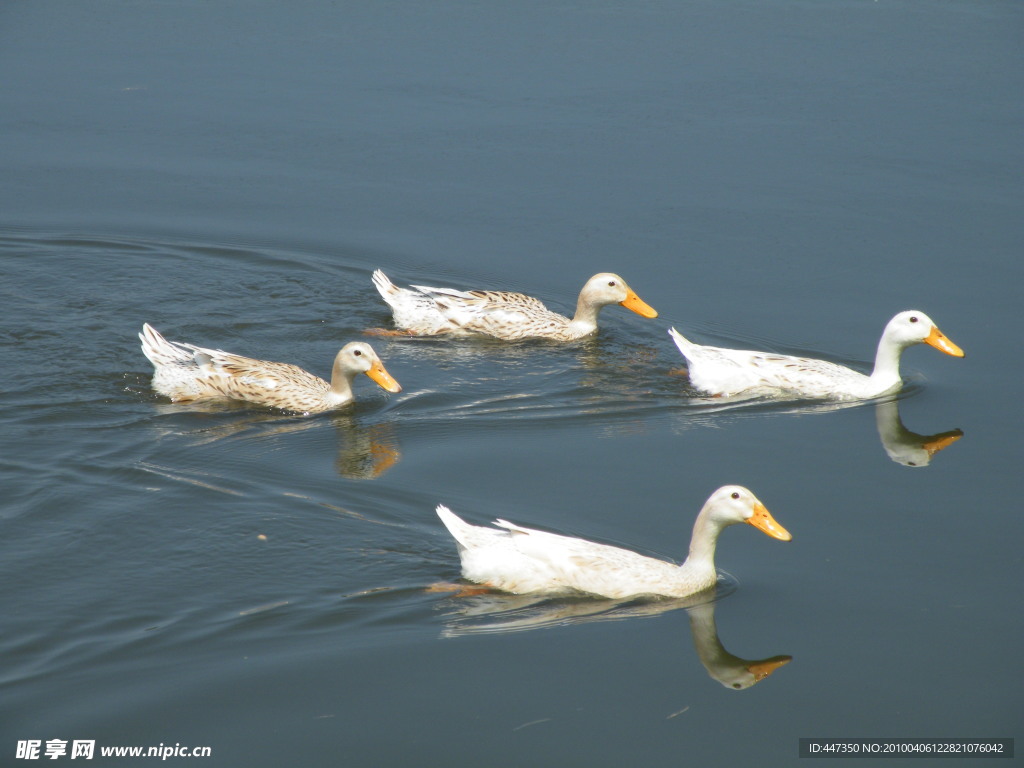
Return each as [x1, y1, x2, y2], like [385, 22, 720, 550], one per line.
[336, 342, 402, 392]
[580, 273, 658, 318]
[885, 311, 964, 357]
[706, 485, 792, 541]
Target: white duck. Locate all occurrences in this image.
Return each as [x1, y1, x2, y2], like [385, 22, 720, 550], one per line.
[371, 270, 657, 341]
[668, 310, 963, 400]
[139, 323, 401, 414]
[435, 485, 791, 599]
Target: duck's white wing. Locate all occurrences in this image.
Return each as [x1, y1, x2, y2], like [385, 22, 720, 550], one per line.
[713, 350, 866, 397]
[491, 519, 683, 598]
[670, 328, 867, 398]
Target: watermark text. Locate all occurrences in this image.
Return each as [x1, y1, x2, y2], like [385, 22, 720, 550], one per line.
[16, 741, 211, 760]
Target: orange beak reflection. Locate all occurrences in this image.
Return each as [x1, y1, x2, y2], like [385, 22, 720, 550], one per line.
[366, 361, 402, 393]
[619, 291, 658, 318]
[746, 502, 793, 542]
[923, 430, 963, 457]
[746, 655, 792, 684]
[924, 326, 964, 357]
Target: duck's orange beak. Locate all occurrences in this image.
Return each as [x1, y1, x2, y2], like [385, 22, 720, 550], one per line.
[924, 326, 964, 357]
[366, 361, 402, 393]
[620, 290, 658, 318]
[746, 502, 792, 541]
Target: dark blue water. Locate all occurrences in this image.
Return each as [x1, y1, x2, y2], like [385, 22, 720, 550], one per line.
[2, 2, 1021, 766]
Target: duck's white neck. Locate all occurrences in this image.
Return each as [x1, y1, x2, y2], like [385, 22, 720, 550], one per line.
[569, 294, 604, 337]
[681, 505, 725, 584]
[328, 358, 357, 404]
[866, 331, 909, 396]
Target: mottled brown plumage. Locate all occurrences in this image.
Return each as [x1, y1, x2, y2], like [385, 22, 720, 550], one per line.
[139, 324, 401, 414]
[372, 270, 657, 340]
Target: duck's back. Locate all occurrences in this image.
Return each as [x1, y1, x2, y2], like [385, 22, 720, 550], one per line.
[140, 325, 334, 411]
[483, 520, 700, 598]
[191, 351, 333, 412]
[423, 287, 573, 340]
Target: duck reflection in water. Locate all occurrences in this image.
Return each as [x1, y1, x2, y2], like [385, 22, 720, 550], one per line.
[331, 417, 400, 479]
[433, 589, 790, 690]
[143, 406, 401, 480]
[669, 390, 962, 469]
[874, 398, 962, 468]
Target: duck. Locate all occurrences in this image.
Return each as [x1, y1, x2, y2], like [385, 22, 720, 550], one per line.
[371, 270, 658, 341]
[139, 323, 401, 414]
[668, 310, 963, 400]
[435, 485, 791, 599]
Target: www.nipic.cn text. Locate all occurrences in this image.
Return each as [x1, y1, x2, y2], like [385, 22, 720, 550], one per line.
[16, 740, 212, 760]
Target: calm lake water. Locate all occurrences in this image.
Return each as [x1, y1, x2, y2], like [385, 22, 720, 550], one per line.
[2, 2, 1021, 766]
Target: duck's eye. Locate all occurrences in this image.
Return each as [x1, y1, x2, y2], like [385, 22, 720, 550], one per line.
[731, 492, 740, 499]
[607, 281, 616, 287]
[353, 349, 362, 356]
[909, 316, 918, 323]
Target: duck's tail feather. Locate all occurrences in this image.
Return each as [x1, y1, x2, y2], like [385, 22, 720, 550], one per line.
[372, 269, 398, 300]
[139, 323, 193, 367]
[668, 326, 697, 356]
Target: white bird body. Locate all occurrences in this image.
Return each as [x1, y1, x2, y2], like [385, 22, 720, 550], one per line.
[669, 310, 963, 400]
[436, 486, 791, 599]
[372, 270, 657, 341]
[139, 324, 401, 414]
